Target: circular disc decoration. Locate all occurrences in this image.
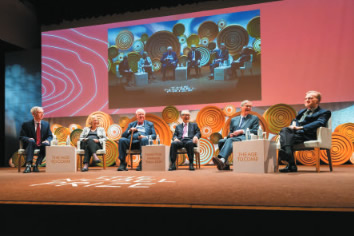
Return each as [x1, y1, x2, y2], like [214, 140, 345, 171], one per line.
[195, 46, 211, 67]
[253, 38, 261, 54]
[178, 55, 188, 67]
[132, 40, 144, 53]
[145, 31, 180, 60]
[162, 106, 179, 124]
[263, 104, 297, 135]
[108, 46, 119, 59]
[117, 53, 125, 62]
[70, 128, 83, 147]
[115, 30, 134, 50]
[86, 111, 113, 132]
[210, 132, 223, 144]
[334, 123, 354, 143]
[247, 16, 261, 39]
[222, 111, 270, 138]
[198, 138, 215, 165]
[183, 46, 191, 56]
[196, 105, 225, 134]
[173, 23, 185, 36]
[208, 42, 216, 51]
[152, 58, 162, 72]
[320, 132, 353, 165]
[218, 19, 227, 29]
[201, 126, 212, 138]
[198, 21, 219, 42]
[50, 124, 62, 133]
[223, 104, 236, 117]
[69, 124, 82, 132]
[179, 35, 187, 44]
[54, 126, 71, 143]
[96, 139, 118, 167]
[140, 33, 149, 43]
[127, 52, 142, 73]
[119, 116, 130, 129]
[125, 114, 172, 146]
[186, 34, 200, 48]
[11, 152, 25, 168]
[217, 25, 249, 56]
[200, 37, 209, 47]
[294, 150, 317, 166]
[107, 124, 123, 141]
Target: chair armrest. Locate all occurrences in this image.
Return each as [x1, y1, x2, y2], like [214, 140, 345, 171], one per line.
[101, 140, 106, 152]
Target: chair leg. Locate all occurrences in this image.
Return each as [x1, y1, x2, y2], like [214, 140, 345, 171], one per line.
[18, 154, 22, 172]
[103, 154, 106, 170]
[315, 147, 320, 172]
[326, 149, 333, 172]
[276, 150, 279, 172]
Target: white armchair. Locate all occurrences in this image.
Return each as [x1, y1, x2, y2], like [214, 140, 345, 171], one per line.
[77, 140, 107, 170]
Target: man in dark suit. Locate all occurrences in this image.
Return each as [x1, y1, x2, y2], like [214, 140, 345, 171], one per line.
[119, 55, 134, 86]
[169, 110, 201, 171]
[213, 100, 259, 170]
[160, 46, 178, 81]
[209, 43, 229, 78]
[278, 91, 331, 172]
[187, 44, 202, 78]
[19, 106, 53, 173]
[117, 108, 156, 171]
[231, 46, 252, 78]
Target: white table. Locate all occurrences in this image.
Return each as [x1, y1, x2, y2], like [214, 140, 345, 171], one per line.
[141, 145, 170, 171]
[46, 145, 77, 173]
[214, 66, 231, 81]
[233, 139, 276, 173]
[175, 66, 187, 81]
[135, 72, 148, 86]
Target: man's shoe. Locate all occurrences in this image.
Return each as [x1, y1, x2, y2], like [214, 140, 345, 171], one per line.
[136, 161, 142, 171]
[81, 167, 88, 172]
[279, 164, 298, 173]
[223, 164, 231, 170]
[33, 165, 39, 172]
[169, 163, 176, 171]
[212, 157, 225, 170]
[117, 162, 127, 171]
[189, 164, 195, 171]
[23, 165, 31, 173]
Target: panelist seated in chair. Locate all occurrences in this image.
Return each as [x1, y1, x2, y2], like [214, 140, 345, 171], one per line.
[117, 108, 156, 171]
[213, 100, 259, 171]
[138, 51, 154, 80]
[169, 110, 201, 171]
[231, 46, 252, 77]
[19, 106, 53, 173]
[160, 46, 178, 81]
[119, 55, 134, 86]
[187, 44, 201, 78]
[79, 115, 107, 172]
[209, 43, 229, 78]
[278, 91, 331, 173]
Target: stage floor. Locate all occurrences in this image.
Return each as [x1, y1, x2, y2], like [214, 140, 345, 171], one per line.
[0, 165, 353, 212]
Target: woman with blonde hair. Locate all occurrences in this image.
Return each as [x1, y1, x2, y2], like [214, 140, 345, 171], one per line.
[79, 116, 107, 171]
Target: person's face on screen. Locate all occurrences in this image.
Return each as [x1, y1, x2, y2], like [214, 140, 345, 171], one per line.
[136, 111, 145, 123]
[181, 113, 190, 123]
[240, 102, 252, 116]
[304, 92, 319, 109]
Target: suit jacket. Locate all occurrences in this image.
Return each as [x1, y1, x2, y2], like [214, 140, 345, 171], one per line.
[213, 48, 229, 62]
[79, 127, 107, 146]
[228, 114, 259, 140]
[161, 51, 178, 65]
[294, 106, 331, 140]
[19, 119, 53, 147]
[187, 50, 201, 63]
[122, 120, 156, 140]
[173, 122, 201, 141]
[119, 60, 130, 73]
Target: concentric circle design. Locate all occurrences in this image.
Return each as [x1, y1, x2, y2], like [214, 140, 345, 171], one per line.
[200, 37, 209, 47]
[178, 55, 188, 67]
[334, 123, 354, 143]
[186, 34, 200, 48]
[152, 58, 162, 72]
[218, 19, 227, 29]
[50, 124, 62, 133]
[210, 132, 223, 144]
[247, 16, 261, 39]
[70, 128, 83, 147]
[253, 38, 261, 54]
[173, 23, 185, 36]
[263, 104, 297, 134]
[179, 35, 187, 44]
[223, 104, 236, 117]
[115, 30, 134, 50]
[11, 151, 25, 168]
[86, 111, 113, 132]
[198, 21, 219, 42]
[69, 124, 82, 132]
[108, 46, 119, 59]
[201, 126, 212, 138]
[96, 139, 118, 167]
[54, 126, 71, 143]
[196, 105, 225, 133]
[118, 116, 130, 129]
[198, 138, 215, 165]
[107, 124, 123, 141]
[132, 40, 144, 53]
[162, 105, 179, 123]
[145, 31, 180, 60]
[217, 25, 249, 56]
[320, 132, 353, 165]
[195, 46, 211, 67]
[127, 52, 142, 73]
[295, 150, 317, 166]
[140, 33, 149, 43]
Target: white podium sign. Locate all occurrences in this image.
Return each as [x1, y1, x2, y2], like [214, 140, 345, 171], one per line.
[175, 67, 187, 81]
[135, 72, 148, 86]
[233, 140, 276, 173]
[142, 145, 170, 171]
[214, 66, 230, 81]
[46, 146, 77, 173]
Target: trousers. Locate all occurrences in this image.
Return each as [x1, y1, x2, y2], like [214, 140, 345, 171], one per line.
[169, 139, 196, 164]
[80, 139, 102, 164]
[118, 137, 149, 162]
[279, 127, 307, 164]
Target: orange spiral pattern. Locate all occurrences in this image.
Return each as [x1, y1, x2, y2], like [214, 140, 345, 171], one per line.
[263, 104, 297, 134]
[96, 139, 117, 167]
[85, 111, 113, 132]
[196, 105, 225, 134]
[50, 124, 62, 133]
[294, 150, 317, 166]
[200, 126, 212, 138]
[334, 123, 354, 143]
[70, 128, 83, 147]
[320, 132, 353, 165]
[223, 104, 236, 117]
[69, 124, 82, 132]
[54, 126, 71, 143]
[162, 106, 179, 124]
[107, 124, 123, 141]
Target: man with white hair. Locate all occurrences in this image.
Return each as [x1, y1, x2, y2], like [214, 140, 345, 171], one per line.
[213, 100, 259, 170]
[118, 108, 156, 171]
[169, 110, 201, 171]
[160, 46, 178, 81]
[19, 106, 53, 173]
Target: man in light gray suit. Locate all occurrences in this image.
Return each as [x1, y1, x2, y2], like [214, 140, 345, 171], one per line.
[213, 100, 259, 170]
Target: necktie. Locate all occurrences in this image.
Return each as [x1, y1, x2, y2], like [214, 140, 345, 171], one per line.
[299, 110, 310, 122]
[36, 122, 41, 146]
[182, 123, 188, 139]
